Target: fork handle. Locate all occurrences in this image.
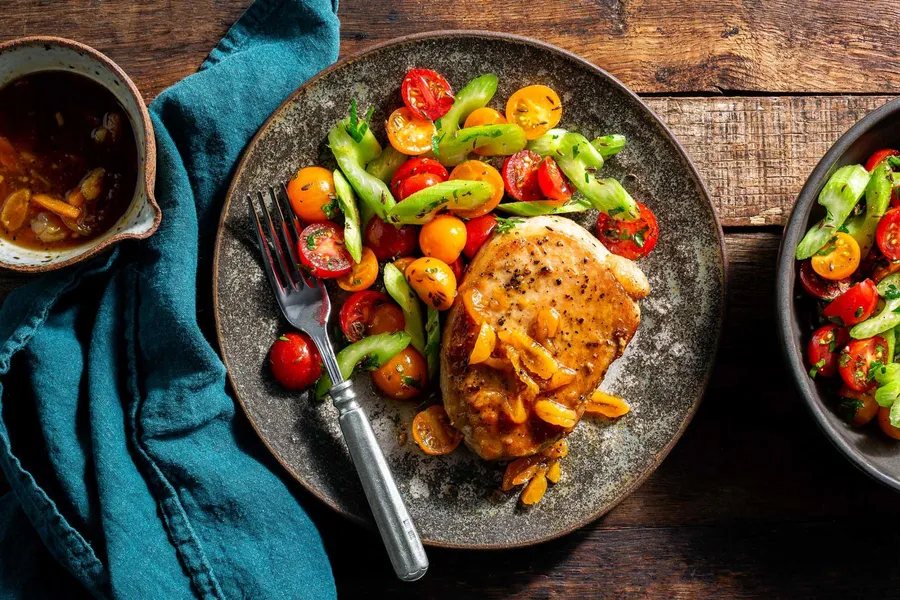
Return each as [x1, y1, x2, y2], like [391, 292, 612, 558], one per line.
[329, 380, 429, 581]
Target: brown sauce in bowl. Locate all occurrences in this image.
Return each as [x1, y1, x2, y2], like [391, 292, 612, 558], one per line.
[0, 71, 137, 250]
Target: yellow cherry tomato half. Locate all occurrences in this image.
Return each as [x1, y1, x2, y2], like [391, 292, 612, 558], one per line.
[811, 232, 860, 280]
[371, 347, 427, 400]
[386, 107, 436, 155]
[419, 214, 467, 264]
[464, 108, 508, 156]
[337, 247, 379, 292]
[448, 160, 504, 218]
[286, 166, 336, 222]
[405, 256, 457, 310]
[411, 405, 463, 455]
[506, 85, 562, 141]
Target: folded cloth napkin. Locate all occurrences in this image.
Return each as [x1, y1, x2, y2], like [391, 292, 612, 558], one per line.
[0, 1, 340, 597]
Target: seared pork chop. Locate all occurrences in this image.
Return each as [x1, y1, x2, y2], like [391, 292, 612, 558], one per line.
[440, 216, 649, 460]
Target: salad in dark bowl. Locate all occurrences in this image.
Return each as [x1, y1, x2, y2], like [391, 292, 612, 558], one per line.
[778, 97, 900, 491]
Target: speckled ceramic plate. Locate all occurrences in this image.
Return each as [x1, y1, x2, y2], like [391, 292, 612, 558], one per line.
[213, 31, 726, 549]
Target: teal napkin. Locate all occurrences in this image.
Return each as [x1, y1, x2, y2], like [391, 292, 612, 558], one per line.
[0, 1, 340, 597]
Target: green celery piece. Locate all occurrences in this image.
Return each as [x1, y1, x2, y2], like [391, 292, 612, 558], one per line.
[425, 306, 440, 380]
[437, 124, 527, 166]
[366, 146, 407, 182]
[383, 263, 426, 354]
[529, 129, 639, 220]
[332, 170, 362, 263]
[891, 394, 900, 428]
[328, 119, 396, 221]
[874, 361, 900, 385]
[388, 180, 495, 224]
[314, 331, 411, 399]
[795, 164, 871, 259]
[495, 197, 592, 216]
[876, 380, 900, 408]
[844, 162, 892, 257]
[434, 75, 499, 163]
[850, 274, 900, 339]
[888, 326, 898, 365]
[591, 134, 626, 158]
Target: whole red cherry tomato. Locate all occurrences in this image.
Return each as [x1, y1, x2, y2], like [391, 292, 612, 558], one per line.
[397, 172, 442, 201]
[364, 218, 419, 261]
[269, 332, 322, 391]
[463, 214, 497, 259]
[390, 157, 449, 196]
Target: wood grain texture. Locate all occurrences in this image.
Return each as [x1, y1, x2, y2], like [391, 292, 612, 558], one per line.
[311, 232, 900, 599]
[2, 0, 900, 95]
[646, 95, 896, 226]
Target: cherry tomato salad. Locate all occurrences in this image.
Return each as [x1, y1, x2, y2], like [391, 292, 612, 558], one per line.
[268, 68, 659, 455]
[796, 148, 900, 439]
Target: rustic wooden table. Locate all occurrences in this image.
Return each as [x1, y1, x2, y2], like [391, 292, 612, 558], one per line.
[4, 1, 900, 597]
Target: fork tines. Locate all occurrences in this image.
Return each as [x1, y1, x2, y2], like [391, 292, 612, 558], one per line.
[247, 185, 307, 294]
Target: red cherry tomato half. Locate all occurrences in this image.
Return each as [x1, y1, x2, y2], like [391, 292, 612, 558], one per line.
[390, 158, 449, 196]
[401, 68, 455, 121]
[839, 336, 888, 392]
[536, 157, 573, 203]
[397, 172, 442, 201]
[364, 217, 419, 261]
[822, 279, 878, 326]
[865, 148, 900, 172]
[298, 221, 352, 278]
[339, 291, 405, 342]
[269, 332, 323, 391]
[807, 325, 849, 378]
[595, 202, 660, 260]
[876, 208, 900, 261]
[798, 260, 852, 301]
[502, 150, 543, 201]
[463, 214, 497, 259]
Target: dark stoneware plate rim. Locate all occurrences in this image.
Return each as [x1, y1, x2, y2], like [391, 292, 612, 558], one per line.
[213, 30, 728, 548]
[776, 97, 900, 493]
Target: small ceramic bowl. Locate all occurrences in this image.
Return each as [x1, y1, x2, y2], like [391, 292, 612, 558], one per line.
[0, 36, 159, 272]
[777, 97, 900, 492]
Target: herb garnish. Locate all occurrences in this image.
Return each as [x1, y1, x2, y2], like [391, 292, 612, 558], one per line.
[346, 99, 374, 143]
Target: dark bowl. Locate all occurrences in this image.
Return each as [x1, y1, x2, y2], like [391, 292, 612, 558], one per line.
[777, 97, 900, 491]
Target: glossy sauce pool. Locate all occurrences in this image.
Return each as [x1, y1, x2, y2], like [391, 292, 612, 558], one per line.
[0, 71, 137, 250]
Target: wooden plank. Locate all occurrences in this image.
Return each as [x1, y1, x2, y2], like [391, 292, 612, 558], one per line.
[645, 96, 896, 226]
[2, 0, 900, 95]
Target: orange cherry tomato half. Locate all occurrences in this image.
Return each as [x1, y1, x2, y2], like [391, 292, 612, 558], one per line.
[464, 108, 507, 156]
[865, 148, 900, 172]
[811, 232, 861, 280]
[401, 68, 454, 121]
[537, 157, 573, 204]
[807, 324, 849, 378]
[397, 172, 442, 201]
[411, 405, 463, 455]
[596, 202, 660, 260]
[339, 291, 405, 342]
[502, 150, 543, 201]
[877, 208, 900, 261]
[269, 332, 322, 391]
[371, 347, 428, 400]
[463, 213, 497, 259]
[419, 214, 467, 264]
[405, 257, 458, 311]
[838, 336, 888, 392]
[448, 160, 504, 218]
[386, 107, 436, 155]
[821, 280, 878, 326]
[390, 158, 448, 196]
[505, 85, 562, 140]
[298, 221, 352, 278]
[840, 386, 879, 427]
[286, 166, 337, 222]
[878, 406, 900, 439]
[337, 246, 379, 292]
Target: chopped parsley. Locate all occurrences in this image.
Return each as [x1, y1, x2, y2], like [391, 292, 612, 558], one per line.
[431, 132, 445, 156]
[401, 375, 423, 389]
[885, 283, 900, 300]
[869, 360, 885, 380]
[496, 216, 522, 234]
[855, 307, 864, 318]
[345, 99, 374, 143]
[278, 336, 290, 342]
[809, 358, 826, 378]
[306, 234, 317, 250]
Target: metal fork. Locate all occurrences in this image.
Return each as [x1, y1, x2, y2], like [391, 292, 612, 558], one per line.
[248, 185, 428, 582]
